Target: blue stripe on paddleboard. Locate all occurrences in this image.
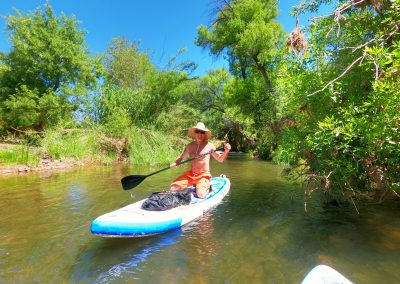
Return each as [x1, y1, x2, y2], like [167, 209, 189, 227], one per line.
[90, 177, 229, 237]
[91, 218, 182, 236]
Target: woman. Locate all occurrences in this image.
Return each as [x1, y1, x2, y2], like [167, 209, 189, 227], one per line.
[169, 122, 231, 198]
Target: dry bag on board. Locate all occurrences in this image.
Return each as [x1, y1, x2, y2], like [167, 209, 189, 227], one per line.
[141, 187, 193, 211]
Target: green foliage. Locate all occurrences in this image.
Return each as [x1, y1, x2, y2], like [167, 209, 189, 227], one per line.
[0, 4, 99, 131]
[223, 72, 277, 154]
[90, 76, 187, 130]
[275, 0, 400, 200]
[181, 69, 231, 134]
[41, 128, 101, 161]
[104, 37, 155, 89]
[40, 124, 182, 165]
[99, 108, 132, 138]
[90, 84, 147, 126]
[195, 0, 286, 154]
[88, 37, 193, 134]
[83, 38, 201, 164]
[196, 0, 285, 94]
[2, 86, 71, 129]
[271, 127, 301, 166]
[143, 69, 190, 123]
[0, 144, 40, 166]
[154, 104, 202, 137]
[126, 127, 181, 165]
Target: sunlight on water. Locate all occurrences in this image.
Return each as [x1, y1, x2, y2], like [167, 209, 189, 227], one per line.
[0, 156, 399, 283]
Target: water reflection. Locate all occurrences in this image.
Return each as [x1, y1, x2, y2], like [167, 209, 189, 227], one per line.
[1, 157, 400, 283]
[91, 229, 183, 283]
[183, 213, 218, 283]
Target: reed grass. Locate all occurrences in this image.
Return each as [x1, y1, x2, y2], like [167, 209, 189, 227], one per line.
[1, 126, 186, 168]
[41, 129, 102, 162]
[0, 144, 40, 166]
[127, 127, 183, 165]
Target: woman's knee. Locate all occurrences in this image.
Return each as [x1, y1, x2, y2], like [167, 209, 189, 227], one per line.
[195, 179, 210, 198]
[170, 180, 188, 192]
[170, 185, 182, 192]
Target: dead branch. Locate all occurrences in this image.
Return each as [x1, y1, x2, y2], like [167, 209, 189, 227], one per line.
[309, 0, 381, 37]
[308, 53, 366, 97]
[311, 23, 399, 91]
[339, 25, 400, 53]
[10, 127, 44, 135]
[310, 0, 371, 23]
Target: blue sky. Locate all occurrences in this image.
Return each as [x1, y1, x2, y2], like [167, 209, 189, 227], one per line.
[0, 0, 324, 76]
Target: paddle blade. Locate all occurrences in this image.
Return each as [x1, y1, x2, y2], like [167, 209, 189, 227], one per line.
[121, 175, 147, 190]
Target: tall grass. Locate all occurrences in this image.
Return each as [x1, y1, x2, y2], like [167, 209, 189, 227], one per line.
[41, 129, 102, 162]
[127, 127, 185, 165]
[0, 127, 187, 168]
[0, 144, 40, 166]
[40, 126, 185, 165]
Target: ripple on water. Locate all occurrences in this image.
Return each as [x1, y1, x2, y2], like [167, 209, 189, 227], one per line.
[1, 161, 400, 283]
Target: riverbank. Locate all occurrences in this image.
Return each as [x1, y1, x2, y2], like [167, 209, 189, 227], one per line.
[0, 158, 88, 175]
[0, 127, 186, 177]
[0, 135, 221, 176]
[0, 142, 94, 175]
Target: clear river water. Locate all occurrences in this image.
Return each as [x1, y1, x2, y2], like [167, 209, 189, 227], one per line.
[1, 153, 399, 283]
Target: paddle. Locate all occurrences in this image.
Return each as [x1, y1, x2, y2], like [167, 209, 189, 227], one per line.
[121, 146, 225, 190]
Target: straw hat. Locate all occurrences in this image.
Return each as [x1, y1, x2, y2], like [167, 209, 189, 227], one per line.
[188, 122, 212, 140]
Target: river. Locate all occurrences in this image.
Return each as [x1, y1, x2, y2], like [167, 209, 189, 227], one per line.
[1, 154, 399, 283]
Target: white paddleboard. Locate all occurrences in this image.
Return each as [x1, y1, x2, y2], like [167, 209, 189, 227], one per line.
[91, 176, 230, 237]
[302, 265, 353, 284]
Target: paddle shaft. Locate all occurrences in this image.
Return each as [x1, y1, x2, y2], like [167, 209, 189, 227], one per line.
[145, 147, 224, 178]
[121, 146, 225, 190]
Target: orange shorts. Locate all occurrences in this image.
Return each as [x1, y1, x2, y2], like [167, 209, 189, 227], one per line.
[171, 170, 212, 191]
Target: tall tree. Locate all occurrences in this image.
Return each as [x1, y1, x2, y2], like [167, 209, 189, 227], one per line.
[276, 0, 400, 200]
[183, 69, 230, 113]
[195, 0, 284, 96]
[0, 4, 99, 131]
[92, 37, 194, 130]
[103, 37, 154, 90]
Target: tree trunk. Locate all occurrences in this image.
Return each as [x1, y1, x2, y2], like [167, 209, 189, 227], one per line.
[252, 55, 274, 95]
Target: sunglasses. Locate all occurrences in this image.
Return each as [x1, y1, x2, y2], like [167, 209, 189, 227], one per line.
[195, 130, 206, 134]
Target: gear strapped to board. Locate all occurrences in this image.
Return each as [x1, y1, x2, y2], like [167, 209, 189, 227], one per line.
[141, 187, 193, 211]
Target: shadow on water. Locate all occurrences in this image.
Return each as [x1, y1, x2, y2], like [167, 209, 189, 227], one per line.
[72, 228, 184, 283]
[208, 157, 400, 283]
[1, 155, 400, 283]
[268, 197, 400, 283]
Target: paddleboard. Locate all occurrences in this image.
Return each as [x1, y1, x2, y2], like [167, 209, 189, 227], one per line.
[301, 265, 353, 284]
[91, 175, 230, 237]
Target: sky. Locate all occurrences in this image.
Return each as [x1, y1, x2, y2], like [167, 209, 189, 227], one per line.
[0, 0, 325, 76]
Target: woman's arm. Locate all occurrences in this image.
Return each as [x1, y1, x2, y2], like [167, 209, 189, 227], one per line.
[170, 146, 189, 167]
[211, 142, 231, 163]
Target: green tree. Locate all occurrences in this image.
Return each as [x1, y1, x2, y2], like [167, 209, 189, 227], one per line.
[195, 0, 287, 156]
[179, 69, 233, 139]
[183, 69, 230, 113]
[196, 0, 285, 96]
[277, 0, 400, 201]
[0, 4, 100, 131]
[91, 37, 194, 131]
[103, 36, 155, 89]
